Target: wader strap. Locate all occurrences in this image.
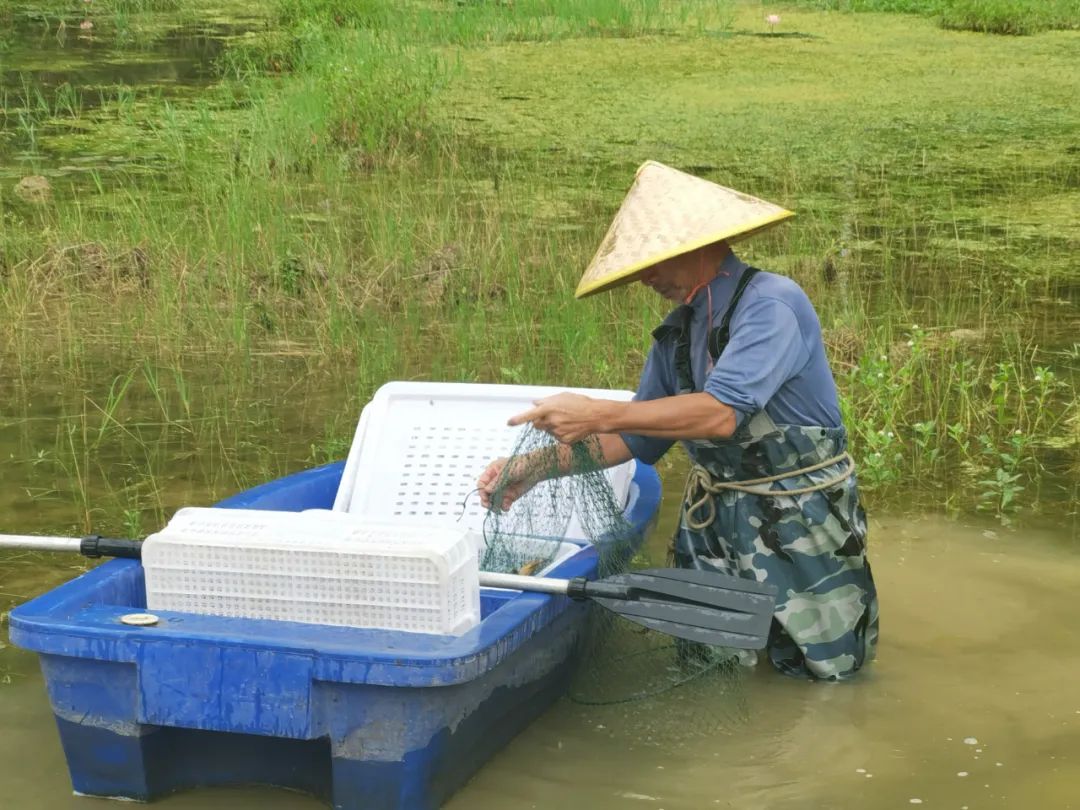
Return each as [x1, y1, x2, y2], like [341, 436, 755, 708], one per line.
[673, 304, 695, 394]
[682, 453, 857, 531]
[667, 266, 762, 395]
[708, 267, 760, 362]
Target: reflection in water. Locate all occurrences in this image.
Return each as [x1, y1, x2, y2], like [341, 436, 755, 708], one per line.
[449, 514, 1080, 810]
[0, 1, 265, 190]
[1, 3, 1077, 806]
[2, 515, 1078, 809]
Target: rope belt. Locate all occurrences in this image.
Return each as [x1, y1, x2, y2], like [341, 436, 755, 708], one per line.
[682, 452, 856, 531]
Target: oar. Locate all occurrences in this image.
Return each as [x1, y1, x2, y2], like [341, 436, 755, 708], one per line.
[482, 568, 775, 648]
[1, 534, 778, 649]
[1, 534, 142, 558]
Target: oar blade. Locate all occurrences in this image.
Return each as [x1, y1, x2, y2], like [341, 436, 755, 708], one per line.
[591, 594, 773, 648]
[589, 568, 777, 649]
[607, 568, 776, 614]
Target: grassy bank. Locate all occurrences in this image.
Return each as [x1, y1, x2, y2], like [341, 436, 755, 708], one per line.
[788, 0, 1080, 35]
[1, 0, 1077, 525]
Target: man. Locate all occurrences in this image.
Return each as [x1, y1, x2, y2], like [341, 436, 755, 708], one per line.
[479, 161, 878, 681]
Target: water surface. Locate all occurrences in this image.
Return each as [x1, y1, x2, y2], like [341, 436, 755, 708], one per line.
[1, 1, 265, 190]
[1, 2, 1078, 808]
[3, 511, 1077, 809]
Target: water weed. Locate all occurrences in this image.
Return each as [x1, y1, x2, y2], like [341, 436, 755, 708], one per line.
[789, 0, 1080, 34]
[0, 0, 1076, 528]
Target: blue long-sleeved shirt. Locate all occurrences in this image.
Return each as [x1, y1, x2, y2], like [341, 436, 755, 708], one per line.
[621, 252, 842, 465]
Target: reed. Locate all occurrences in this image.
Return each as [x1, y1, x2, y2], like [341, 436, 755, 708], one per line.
[788, 0, 1080, 34]
[0, 0, 1076, 526]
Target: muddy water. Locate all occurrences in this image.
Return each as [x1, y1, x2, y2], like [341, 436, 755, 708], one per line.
[2, 507, 1078, 809]
[2, 349, 1077, 810]
[0, 1, 265, 191]
[2, 3, 1078, 807]
[1, 347, 1077, 809]
[456, 515, 1080, 810]
[1, 346, 1078, 810]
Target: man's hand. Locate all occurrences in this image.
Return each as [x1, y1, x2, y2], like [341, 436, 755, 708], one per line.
[509, 393, 601, 444]
[477, 456, 537, 512]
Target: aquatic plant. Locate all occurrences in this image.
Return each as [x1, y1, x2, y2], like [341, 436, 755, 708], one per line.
[789, 0, 1080, 34]
[0, 0, 1076, 528]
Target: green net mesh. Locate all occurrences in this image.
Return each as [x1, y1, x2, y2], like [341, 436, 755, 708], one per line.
[478, 426, 749, 720]
[479, 427, 634, 577]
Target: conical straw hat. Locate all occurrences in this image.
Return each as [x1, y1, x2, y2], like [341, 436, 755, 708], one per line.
[575, 161, 794, 298]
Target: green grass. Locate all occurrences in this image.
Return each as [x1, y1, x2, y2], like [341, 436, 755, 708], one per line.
[0, 0, 1077, 528]
[274, 0, 711, 43]
[788, 0, 1080, 34]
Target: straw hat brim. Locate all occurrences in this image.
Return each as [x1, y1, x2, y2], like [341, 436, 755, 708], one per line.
[574, 213, 793, 298]
[574, 161, 795, 299]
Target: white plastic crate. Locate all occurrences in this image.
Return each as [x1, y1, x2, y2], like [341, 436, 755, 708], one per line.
[142, 507, 481, 635]
[332, 382, 637, 545]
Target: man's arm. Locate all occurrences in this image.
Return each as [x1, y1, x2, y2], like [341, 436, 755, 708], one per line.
[552, 432, 634, 471]
[477, 433, 632, 511]
[510, 392, 736, 445]
[591, 393, 736, 440]
[508, 432, 633, 480]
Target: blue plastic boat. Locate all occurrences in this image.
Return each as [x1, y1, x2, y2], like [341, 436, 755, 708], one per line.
[10, 459, 661, 809]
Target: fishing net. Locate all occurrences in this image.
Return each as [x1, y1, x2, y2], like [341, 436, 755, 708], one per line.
[479, 426, 751, 735]
[478, 427, 636, 577]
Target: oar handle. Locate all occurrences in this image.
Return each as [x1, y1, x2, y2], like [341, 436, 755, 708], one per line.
[478, 571, 572, 595]
[0, 534, 142, 559]
[81, 536, 143, 559]
[0, 535, 84, 553]
[476, 572, 630, 601]
[3, 537, 632, 600]
[568, 579, 630, 601]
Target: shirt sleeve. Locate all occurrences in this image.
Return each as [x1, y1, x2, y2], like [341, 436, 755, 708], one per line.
[703, 296, 810, 425]
[619, 341, 676, 466]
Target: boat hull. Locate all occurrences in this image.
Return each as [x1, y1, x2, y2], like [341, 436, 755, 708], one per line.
[10, 460, 661, 809]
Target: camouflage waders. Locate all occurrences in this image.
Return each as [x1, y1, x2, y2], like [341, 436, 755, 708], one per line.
[673, 414, 879, 680]
[665, 267, 879, 680]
